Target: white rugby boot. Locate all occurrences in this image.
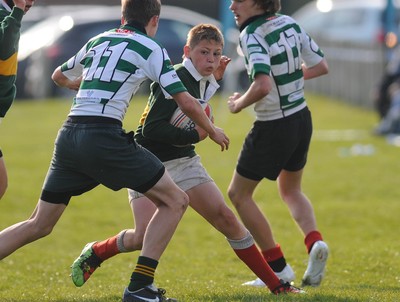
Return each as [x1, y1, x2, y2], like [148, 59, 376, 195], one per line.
[301, 241, 329, 287]
[242, 264, 295, 287]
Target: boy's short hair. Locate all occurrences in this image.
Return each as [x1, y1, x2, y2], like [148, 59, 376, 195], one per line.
[122, 0, 161, 27]
[254, 0, 281, 14]
[186, 24, 224, 49]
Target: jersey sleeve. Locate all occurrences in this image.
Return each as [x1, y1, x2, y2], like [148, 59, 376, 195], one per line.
[299, 25, 325, 68]
[241, 31, 271, 81]
[60, 44, 87, 80]
[0, 6, 23, 60]
[143, 45, 187, 98]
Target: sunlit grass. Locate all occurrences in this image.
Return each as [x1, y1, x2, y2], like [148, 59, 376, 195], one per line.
[0, 94, 399, 301]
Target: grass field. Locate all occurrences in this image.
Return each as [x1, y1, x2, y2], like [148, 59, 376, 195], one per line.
[0, 94, 399, 301]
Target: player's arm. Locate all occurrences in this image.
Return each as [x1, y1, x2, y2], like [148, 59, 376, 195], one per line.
[0, 5, 24, 60]
[51, 46, 86, 91]
[141, 87, 200, 146]
[302, 58, 328, 80]
[172, 91, 229, 151]
[228, 73, 272, 113]
[299, 25, 329, 80]
[51, 67, 81, 91]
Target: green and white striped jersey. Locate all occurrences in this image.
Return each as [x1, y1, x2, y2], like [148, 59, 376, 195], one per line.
[239, 14, 324, 121]
[61, 25, 187, 122]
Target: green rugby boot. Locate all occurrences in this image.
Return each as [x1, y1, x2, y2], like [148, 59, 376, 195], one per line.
[71, 242, 102, 287]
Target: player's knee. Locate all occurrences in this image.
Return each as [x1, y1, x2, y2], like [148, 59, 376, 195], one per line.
[0, 175, 8, 200]
[214, 207, 239, 230]
[0, 183, 7, 200]
[227, 186, 242, 206]
[174, 190, 189, 213]
[28, 218, 55, 239]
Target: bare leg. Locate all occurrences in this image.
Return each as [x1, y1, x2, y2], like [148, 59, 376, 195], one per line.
[278, 169, 317, 236]
[227, 171, 277, 251]
[0, 200, 66, 259]
[123, 196, 158, 251]
[140, 171, 189, 260]
[187, 181, 247, 239]
[188, 181, 281, 292]
[0, 155, 8, 199]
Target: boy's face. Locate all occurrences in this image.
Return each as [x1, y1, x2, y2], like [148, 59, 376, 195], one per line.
[185, 39, 223, 77]
[230, 0, 264, 27]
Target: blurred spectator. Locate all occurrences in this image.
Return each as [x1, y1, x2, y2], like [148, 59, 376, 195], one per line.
[374, 45, 400, 135]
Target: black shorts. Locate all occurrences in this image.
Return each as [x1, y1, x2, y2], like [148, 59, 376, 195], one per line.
[236, 107, 312, 181]
[41, 118, 165, 205]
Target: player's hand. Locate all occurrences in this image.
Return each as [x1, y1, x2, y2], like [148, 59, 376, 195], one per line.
[227, 92, 242, 113]
[13, 0, 26, 11]
[214, 56, 231, 81]
[209, 126, 229, 151]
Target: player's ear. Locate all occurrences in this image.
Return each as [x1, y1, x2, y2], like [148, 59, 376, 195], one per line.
[150, 15, 159, 27]
[183, 45, 191, 59]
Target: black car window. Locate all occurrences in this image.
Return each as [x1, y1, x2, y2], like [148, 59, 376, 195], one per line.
[155, 19, 192, 64]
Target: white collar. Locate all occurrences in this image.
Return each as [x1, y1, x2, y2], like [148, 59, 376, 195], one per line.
[182, 58, 219, 87]
[0, 0, 12, 12]
[182, 58, 220, 102]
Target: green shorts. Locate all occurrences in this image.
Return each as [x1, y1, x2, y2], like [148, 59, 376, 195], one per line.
[41, 119, 164, 205]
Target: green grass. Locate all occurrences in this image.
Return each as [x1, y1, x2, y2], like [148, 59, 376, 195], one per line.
[0, 94, 399, 301]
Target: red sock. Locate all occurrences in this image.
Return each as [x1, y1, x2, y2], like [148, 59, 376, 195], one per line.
[93, 235, 120, 261]
[262, 244, 284, 262]
[233, 244, 281, 292]
[304, 231, 323, 253]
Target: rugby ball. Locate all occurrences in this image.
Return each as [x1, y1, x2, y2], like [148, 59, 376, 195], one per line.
[170, 100, 213, 131]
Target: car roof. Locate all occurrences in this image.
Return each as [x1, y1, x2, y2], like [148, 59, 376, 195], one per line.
[293, 0, 400, 16]
[23, 5, 220, 26]
[18, 5, 221, 61]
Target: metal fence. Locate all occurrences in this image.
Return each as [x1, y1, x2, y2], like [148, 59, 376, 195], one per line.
[223, 40, 387, 111]
[305, 40, 387, 109]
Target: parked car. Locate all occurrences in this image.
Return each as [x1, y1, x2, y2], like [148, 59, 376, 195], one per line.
[16, 5, 228, 99]
[292, 0, 400, 46]
[20, 5, 106, 33]
[290, 0, 400, 108]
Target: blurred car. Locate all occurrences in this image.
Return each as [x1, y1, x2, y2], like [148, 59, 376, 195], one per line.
[20, 5, 106, 33]
[224, 0, 400, 101]
[290, 0, 400, 108]
[292, 0, 400, 46]
[16, 5, 227, 99]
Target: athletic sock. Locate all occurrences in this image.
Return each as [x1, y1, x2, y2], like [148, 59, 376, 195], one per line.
[92, 230, 128, 261]
[262, 244, 287, 273]
[304, 230, 323, 254]
[128, 256, 158, 291]
[227, 232, 281, 292]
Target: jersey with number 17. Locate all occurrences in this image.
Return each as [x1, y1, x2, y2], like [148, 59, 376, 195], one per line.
[60, 26, 187, 122]
[240, 14, 325, 121]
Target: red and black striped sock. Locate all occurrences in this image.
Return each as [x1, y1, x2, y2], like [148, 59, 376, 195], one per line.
[262, 244, 287, 273]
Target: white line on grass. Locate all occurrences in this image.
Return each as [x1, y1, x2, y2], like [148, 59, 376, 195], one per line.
[313, 129, 370, 141]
